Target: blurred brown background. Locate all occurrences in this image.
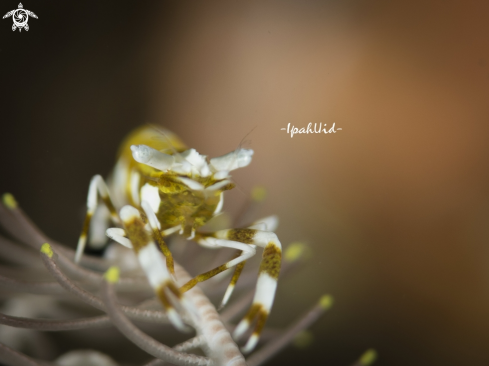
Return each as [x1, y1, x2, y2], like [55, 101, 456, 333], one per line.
[2, 0, 489, 365]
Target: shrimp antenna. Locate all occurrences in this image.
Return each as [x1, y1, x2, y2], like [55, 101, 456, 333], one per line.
[147, 124, 179, 155]
[237, 125, 257, 150]
[221, 125, 257, 171]
[226, 126, 258, 196]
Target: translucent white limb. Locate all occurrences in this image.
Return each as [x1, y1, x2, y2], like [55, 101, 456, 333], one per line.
[140, 184, 161, 215]
[248, 215, 279, 231]
[140, 201, 160, 230]
[162, 226, 180, 236]
[214, 193, 224, 215]
[177, 178, 204, 191]
[141, 201, 175, 278]
[130, 170, 141, 206]
[130, 145, 175, 171]
[214, 170, 229, 180]
[200, 237, 256, 262]
[205, 180, 232, 192]
[106, 228, 132, 249]
[197, 238, 219, 249]
[187, 228, 196, 240]
[109, 158, 129, 208]
[75, 175, 120, 263]
[209, 149, 254, 172]
[89, 204, 110, 249]
[219, 246, 257, 310]
[179, 237, 256, 294]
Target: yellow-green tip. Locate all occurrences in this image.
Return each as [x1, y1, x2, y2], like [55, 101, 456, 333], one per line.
[105, 266, 120, 283]
[284, 242, 306, 263]
[359, 349, 377, 365]
[251, 186, 267, 202]
[2, 193, 17, 209]
[40, 243, 53, 258]
[293, 330, 314, 349]
[319, 294, 334, 310]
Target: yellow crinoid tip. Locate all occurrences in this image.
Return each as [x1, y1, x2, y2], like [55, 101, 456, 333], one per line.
[40, 243, 53, 258]
[251, 185, 267, 202]
[319, 294, 334, 310]
[284, 242, 306, 263]
[359, 349, 377, 365]
[105, 266, 120, 283]
[2, 193, 17, 209]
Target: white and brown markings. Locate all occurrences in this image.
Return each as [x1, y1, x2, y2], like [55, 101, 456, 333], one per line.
[75, 126, 282, 352]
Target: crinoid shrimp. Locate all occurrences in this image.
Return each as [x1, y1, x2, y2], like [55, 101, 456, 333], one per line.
[75, 126, 282, 352]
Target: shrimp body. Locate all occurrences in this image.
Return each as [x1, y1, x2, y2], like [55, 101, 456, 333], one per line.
[111, 126, 233, 236]
[76, 126, 281, 353]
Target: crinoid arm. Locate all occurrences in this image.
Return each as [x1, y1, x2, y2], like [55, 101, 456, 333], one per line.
[75, 175, 120, 263]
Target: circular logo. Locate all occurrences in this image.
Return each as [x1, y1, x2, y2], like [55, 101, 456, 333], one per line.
[12, 9, 28, 28]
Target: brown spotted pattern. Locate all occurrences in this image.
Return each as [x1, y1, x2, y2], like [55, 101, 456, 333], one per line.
[153, 228, 175, 276]
[227, 228, 257, 244]
[123, 217, 150, 253]
[180, 263, 229, 293]
[230, 261, 246, 286]
[259, 243, 282, 279]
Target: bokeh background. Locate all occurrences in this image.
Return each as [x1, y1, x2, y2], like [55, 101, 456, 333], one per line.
[2, 0, 489, 365]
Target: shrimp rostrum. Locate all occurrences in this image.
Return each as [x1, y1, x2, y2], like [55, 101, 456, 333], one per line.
[75, 126, 282, 353]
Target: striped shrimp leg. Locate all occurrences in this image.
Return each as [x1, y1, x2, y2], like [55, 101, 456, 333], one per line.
[213, 229, 282, 353]
[119, 205, 188, 331]
[218, 216, 279, 310]
[180, 238, 256, 294]
[75, 175, 120, 263]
